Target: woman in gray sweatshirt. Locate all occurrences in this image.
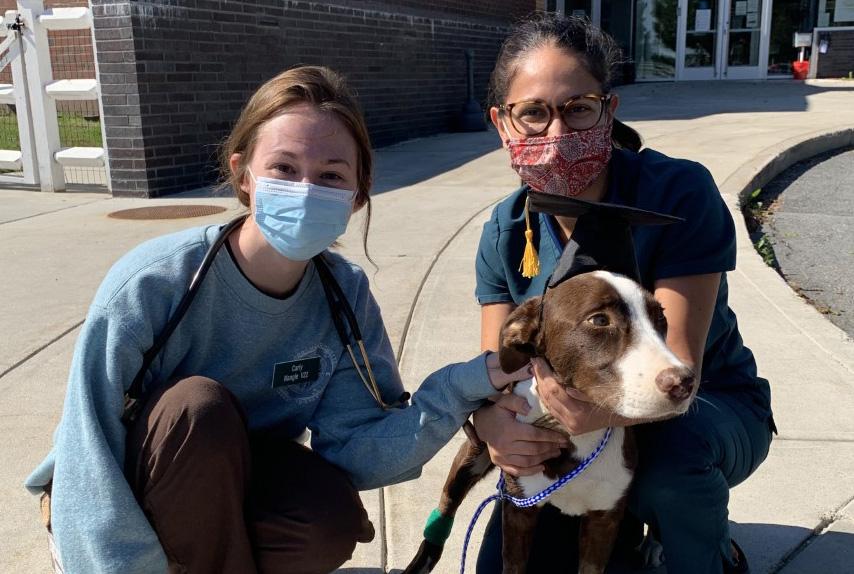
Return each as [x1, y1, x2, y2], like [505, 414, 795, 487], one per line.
[26, 66, 525, 574]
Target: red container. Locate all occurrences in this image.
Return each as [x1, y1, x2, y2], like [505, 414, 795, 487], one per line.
[792, 60, 809, 80]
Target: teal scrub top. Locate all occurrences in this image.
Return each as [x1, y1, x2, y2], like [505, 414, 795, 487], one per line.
[475, 147, 771, 416]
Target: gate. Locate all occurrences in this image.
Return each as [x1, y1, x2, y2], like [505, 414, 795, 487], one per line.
[0, 1, 108, 192]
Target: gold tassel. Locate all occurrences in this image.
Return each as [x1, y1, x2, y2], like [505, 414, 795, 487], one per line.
[519, 198, 540, 278]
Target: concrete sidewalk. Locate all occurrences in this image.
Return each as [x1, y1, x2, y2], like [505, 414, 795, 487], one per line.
[1, 80, 853, 574]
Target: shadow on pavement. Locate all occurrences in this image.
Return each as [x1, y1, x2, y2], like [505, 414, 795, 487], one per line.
[349, 521, 854, 574]
[371, 129, 502, 195]
[0, 182, 110, 195]
[171, 129, 503, 200]
[616, 81, 854, 122]
[731, 521, 854, 573]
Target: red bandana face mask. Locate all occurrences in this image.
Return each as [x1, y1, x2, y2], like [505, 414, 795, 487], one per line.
[507, 120, 613, 197]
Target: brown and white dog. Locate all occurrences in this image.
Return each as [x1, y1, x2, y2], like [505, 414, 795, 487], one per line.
[404, 270, 697, 574]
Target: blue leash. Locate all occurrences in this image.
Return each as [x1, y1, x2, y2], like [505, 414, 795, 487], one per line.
[459, 427, 613, 574]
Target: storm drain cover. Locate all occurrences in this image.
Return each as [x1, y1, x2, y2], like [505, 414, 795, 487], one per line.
[107, 205, 227, 220]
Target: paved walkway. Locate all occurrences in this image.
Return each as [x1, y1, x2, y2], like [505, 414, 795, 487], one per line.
[1, 80, 853, 574]
[760, 147, 854, 338]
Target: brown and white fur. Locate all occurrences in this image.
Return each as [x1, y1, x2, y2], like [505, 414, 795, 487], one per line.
[404, 270, 697, 574]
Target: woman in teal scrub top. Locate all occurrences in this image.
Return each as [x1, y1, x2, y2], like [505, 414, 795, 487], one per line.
[472, 12, 775, 574]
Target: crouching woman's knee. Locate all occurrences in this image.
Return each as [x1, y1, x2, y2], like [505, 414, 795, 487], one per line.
[630, 455, 730, 522]
[125, 376, 250, 493]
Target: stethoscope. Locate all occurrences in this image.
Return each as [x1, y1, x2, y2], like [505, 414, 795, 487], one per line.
[122, 214, 409, 426]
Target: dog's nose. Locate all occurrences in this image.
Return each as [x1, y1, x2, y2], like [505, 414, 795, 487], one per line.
[655, 367, 696, 401]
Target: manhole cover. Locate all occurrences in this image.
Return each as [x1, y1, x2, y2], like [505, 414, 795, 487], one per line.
[108, 205, 228, 220]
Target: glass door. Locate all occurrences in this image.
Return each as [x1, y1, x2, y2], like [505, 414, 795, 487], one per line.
[679, 0, 720, 79]
[634, 0, 678, 80]
[721, 0, 770, 78]
[767, 0, 811, 75]
[676, 0, 770, 79]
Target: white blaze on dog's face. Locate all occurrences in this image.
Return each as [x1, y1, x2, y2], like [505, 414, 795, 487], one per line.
[591, 271, 696, 418]
[499, 270, 696, 421]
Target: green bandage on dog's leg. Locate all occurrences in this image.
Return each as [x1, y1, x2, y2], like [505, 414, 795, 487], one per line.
[423, 508, 455, 546]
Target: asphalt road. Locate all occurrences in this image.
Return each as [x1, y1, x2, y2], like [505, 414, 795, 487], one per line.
[759, 146, 854, 338]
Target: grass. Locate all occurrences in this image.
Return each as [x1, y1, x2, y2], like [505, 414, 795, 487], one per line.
[753, 235, 777, 267]
[742, 187, 782, 269]
[0, 113, 18, 150]
[0, 111, 102, 150]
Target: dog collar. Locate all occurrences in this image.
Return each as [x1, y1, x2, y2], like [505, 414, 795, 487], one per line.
[459, 427, 613, 573]
[498, 425, 613, 507]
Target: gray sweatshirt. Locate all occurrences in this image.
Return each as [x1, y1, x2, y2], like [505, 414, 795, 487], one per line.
[26, 224, 496, 573]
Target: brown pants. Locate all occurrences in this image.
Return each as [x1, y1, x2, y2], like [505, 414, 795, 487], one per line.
[125, 376, 374, 574]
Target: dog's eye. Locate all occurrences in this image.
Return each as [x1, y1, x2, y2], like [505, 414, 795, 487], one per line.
[587, 313, 610, 327]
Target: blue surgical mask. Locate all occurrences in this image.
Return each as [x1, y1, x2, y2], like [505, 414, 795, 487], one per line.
[250, 171, 355, 261]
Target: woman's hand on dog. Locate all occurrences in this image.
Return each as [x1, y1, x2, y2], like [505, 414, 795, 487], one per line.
[484, 351, 533, 391]
[473, 394, 570, 477]
[533, 358, 639, 434]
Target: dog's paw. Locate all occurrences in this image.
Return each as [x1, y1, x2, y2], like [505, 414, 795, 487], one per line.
[401, 540, 444, 574]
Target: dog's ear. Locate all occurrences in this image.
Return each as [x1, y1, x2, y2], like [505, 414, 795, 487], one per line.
[498, 297, 542, 373]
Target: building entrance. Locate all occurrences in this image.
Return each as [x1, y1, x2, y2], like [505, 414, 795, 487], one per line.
[677, 0, 771, 79]
[630, 0, 773, 80]
[553, 0, 854, 81]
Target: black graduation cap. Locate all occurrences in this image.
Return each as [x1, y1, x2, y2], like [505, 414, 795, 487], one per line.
[527, 190, 683, 288]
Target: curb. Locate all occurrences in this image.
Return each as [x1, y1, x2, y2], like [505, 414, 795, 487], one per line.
[719, 127, 854, 376]
[720, 127, 854, 207]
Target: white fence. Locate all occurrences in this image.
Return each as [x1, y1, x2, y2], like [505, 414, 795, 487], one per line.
[0, 1, 108, 192]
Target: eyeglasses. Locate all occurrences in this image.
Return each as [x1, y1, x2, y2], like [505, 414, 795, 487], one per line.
[499, 94, 612, 137]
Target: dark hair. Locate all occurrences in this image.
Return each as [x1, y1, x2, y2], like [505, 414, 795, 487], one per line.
[488, 12, 642, 152]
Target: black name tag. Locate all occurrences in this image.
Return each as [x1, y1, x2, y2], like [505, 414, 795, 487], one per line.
[272, 357, 321, 388]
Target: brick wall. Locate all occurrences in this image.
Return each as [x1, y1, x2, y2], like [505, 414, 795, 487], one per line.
[91, 0, 535, 197]
[815, 29, 854, 78]
[89, 2, 145, 195]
